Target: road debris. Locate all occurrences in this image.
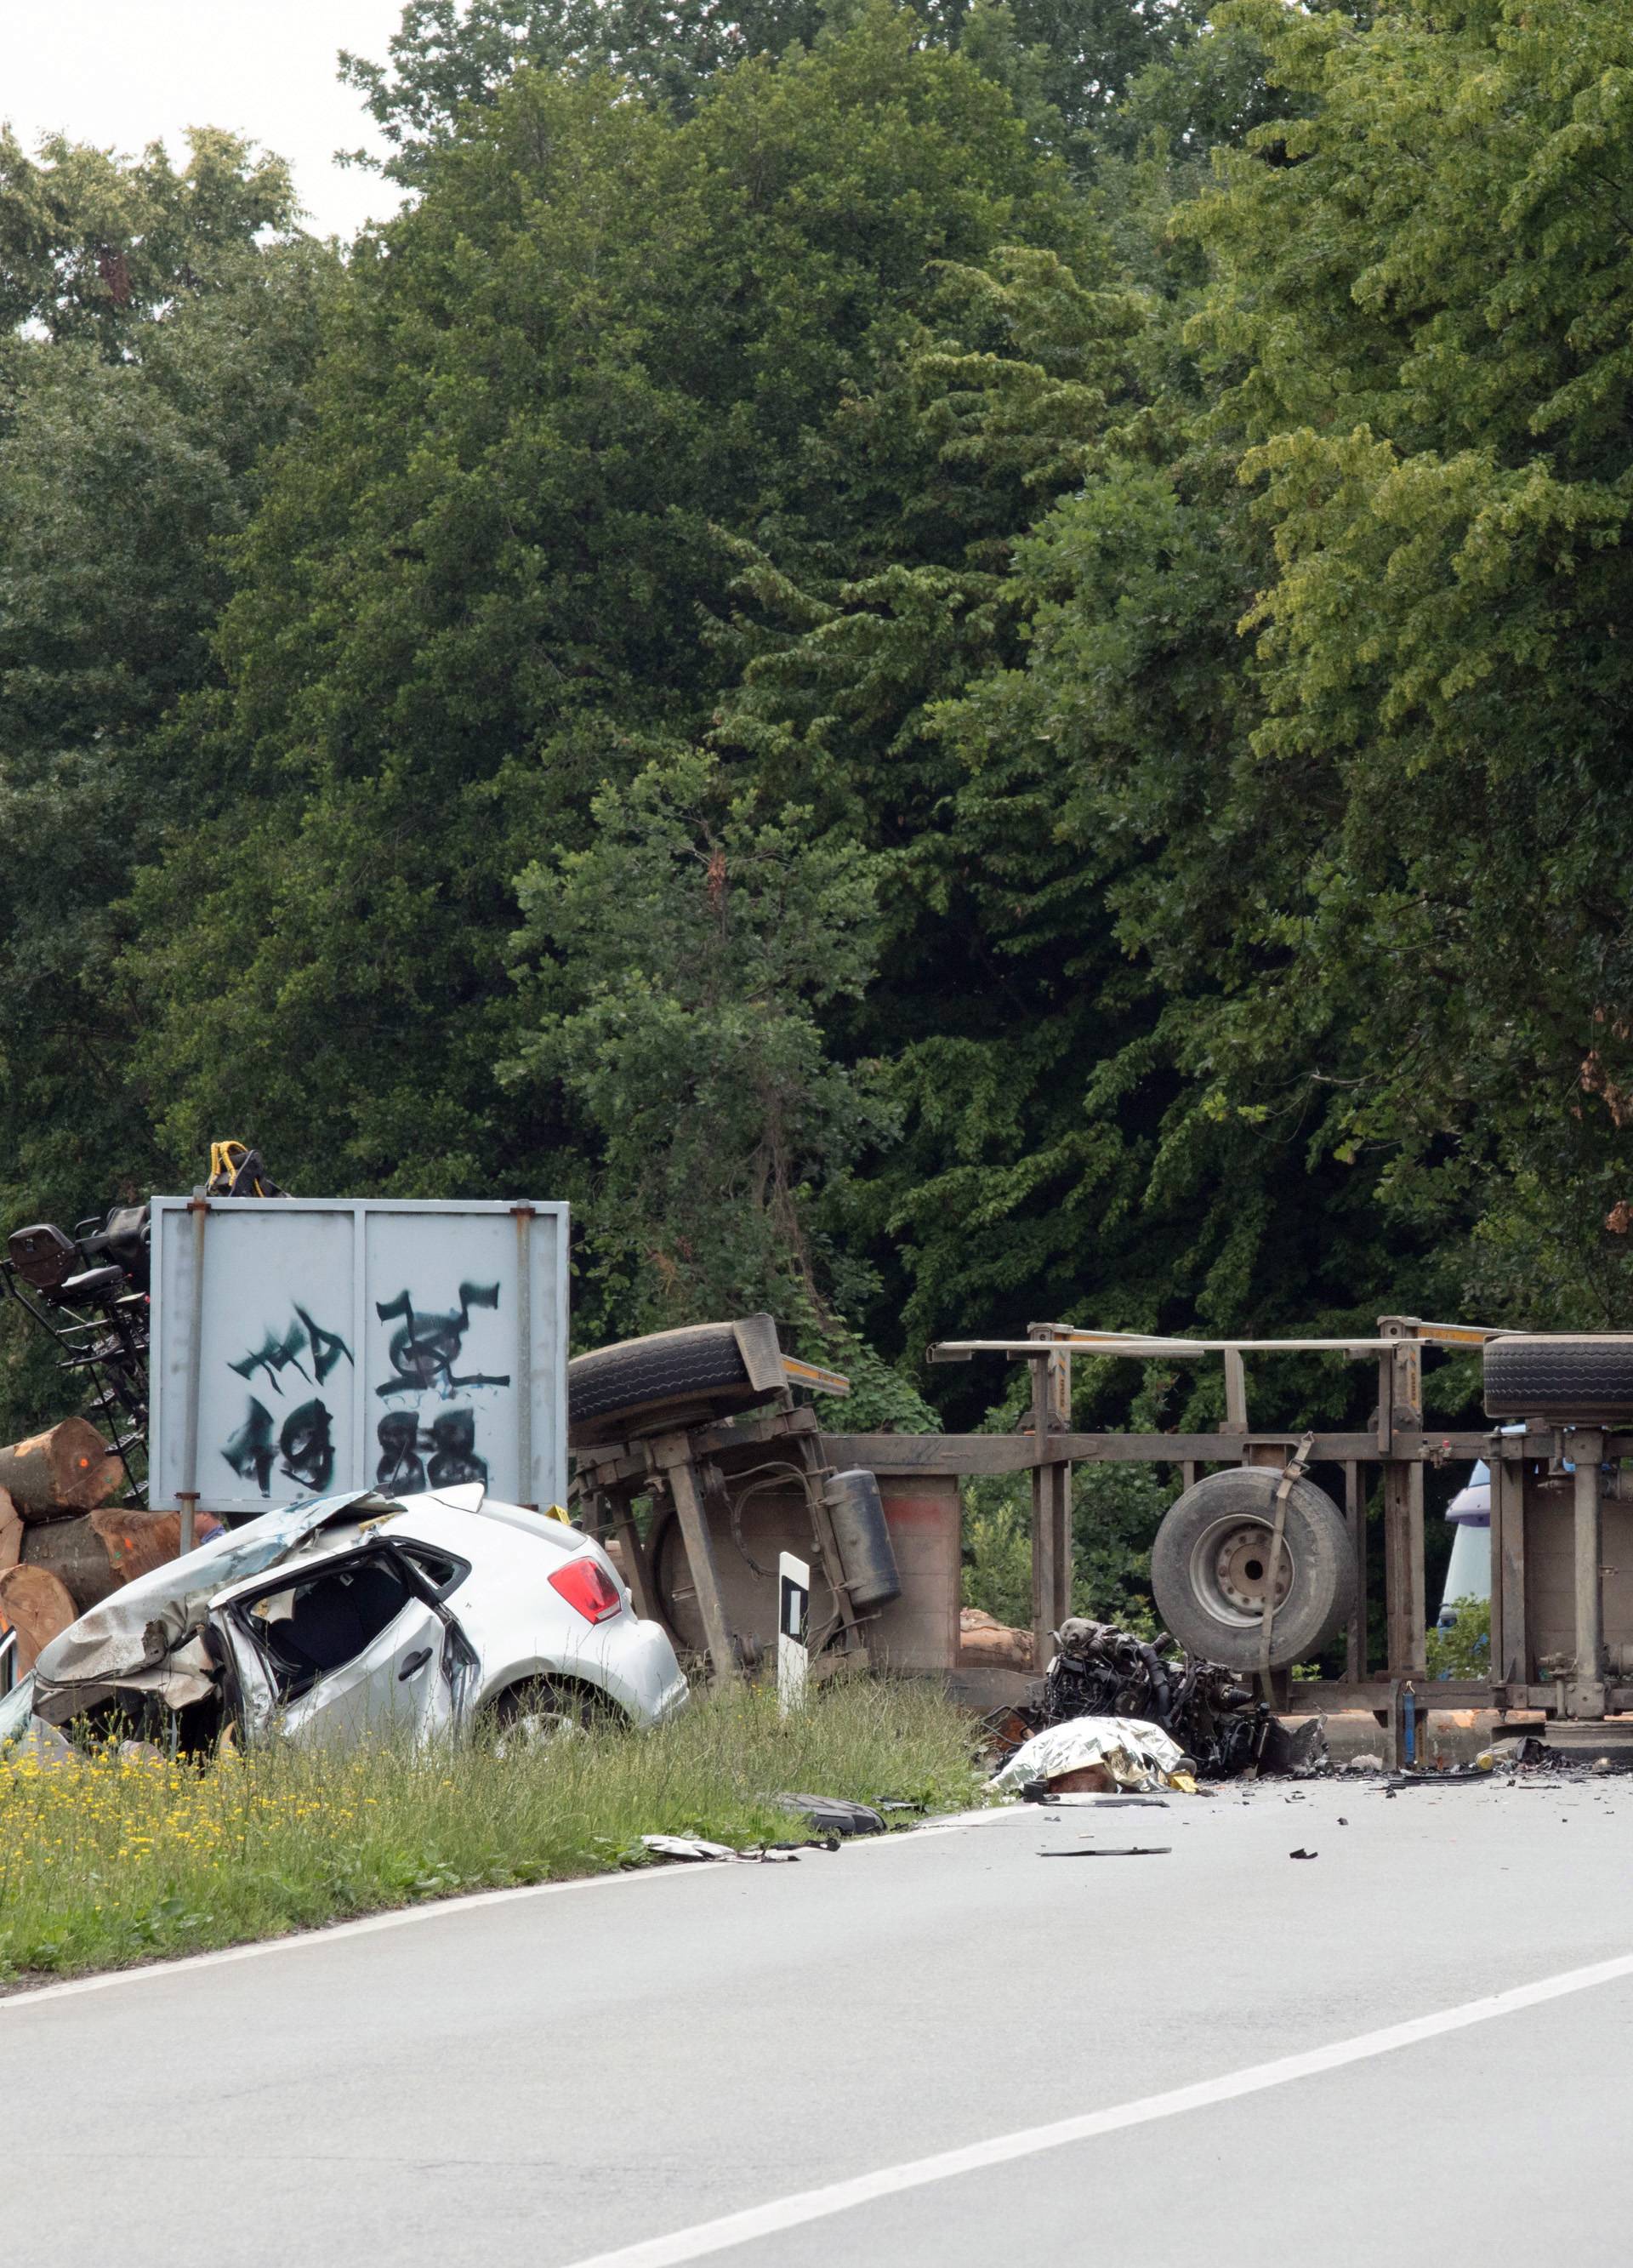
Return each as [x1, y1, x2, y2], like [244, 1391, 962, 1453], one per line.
[1385, 1769, 1492, 1790]
[1038, 1619, 1260, 1774]
[641, 1835, 737, 1861]
[1289, 1847, 1318, 1860]
[768, 1793, 885, 1836]
[639, 1835, 801, 1864]
[1038, 1844, 1171, 1859]
[984, 1615, 1330, 1782]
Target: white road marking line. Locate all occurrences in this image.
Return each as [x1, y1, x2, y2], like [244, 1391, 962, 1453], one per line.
[0, 1864, 717, 2013]
[0, 1806, 1021, 2013]
[555, 1949, 1633, 2268]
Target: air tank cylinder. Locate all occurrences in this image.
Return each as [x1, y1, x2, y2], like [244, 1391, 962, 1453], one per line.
[820, 1467, 902, 1612]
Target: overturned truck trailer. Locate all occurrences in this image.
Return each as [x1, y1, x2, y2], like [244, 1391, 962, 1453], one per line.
[570, 1314, 1633, 1744]
[569, 1319, 959, 1686]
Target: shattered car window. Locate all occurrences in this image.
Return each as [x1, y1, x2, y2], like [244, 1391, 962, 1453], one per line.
[237, 1556, 417, 1702]
[395, 1543, 467, 1598]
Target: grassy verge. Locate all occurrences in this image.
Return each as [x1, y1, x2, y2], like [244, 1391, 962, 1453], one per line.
[0, 1680, 985, 1986]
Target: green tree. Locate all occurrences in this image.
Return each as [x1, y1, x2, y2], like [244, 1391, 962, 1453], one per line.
[506, 749, 888, 1338]
[0, 125, 299, 348]
[130, 15, 1085, 1266]
[699, 2, 1469, 1410]
[1165, 0, 1633, 1325]
[339, 0, 1210, 171]
[0, 131, 333, 1432]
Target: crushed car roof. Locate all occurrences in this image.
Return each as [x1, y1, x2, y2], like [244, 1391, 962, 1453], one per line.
[31, 1489, 386, 1695]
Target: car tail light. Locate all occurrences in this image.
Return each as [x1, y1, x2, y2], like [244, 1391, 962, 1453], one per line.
[549, 1559, 623, 1624]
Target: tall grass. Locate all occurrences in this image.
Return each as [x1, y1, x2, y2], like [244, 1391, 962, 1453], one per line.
[0, 1680, 983, 1984]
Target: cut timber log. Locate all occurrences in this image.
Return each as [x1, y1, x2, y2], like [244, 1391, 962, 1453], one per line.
[959, 1607, 1035, 1672]
[0, 1565, 78, 1674]
[0, 1419, 123, 1518]
[90, 1506, 218, 1585]
[19, 1513, 122, 1617]
[0, 1487, 21, 1575]
[0, 1508, 218, 1661]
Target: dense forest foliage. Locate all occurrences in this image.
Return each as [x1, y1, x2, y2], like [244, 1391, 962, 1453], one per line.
[3, 1, 1630, 1595]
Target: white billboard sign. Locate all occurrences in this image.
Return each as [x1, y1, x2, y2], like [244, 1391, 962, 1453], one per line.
[150, 1200, 567, 1518]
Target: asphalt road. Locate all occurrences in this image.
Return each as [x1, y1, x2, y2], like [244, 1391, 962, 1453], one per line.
[7, 1775, 1633, 2266]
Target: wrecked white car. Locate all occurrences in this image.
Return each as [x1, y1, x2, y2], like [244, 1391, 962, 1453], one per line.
[0, 1483, 688, 1752]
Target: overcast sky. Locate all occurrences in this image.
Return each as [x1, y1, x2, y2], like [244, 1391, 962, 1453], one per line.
[3, 0, 413, 238]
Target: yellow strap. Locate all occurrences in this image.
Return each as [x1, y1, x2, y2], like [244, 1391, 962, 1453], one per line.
[209, 1139, 258, 1194]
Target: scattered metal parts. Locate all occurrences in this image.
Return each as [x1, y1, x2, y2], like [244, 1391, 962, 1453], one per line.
[768, 1792, 885, 1836]
[990, 1613, 1330, 1783]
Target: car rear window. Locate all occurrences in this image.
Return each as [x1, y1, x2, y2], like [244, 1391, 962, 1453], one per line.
[397, 1542, 467, 1598]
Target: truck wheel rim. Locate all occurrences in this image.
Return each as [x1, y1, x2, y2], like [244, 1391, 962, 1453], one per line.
[1189, 1515, 1294, 1627]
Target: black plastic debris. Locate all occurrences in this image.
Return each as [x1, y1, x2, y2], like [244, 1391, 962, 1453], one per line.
[769, 1793, 885, 1836]
[1260, 1718, 1329, 1776]
[1038, 1844, 1171, 1859]
[1289, 1847, 1318, 1860]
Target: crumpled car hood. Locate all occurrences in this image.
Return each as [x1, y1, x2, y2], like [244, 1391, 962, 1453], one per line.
[31, 1489, 381, 1723]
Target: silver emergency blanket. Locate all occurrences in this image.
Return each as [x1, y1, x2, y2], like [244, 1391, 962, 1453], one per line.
[988, 1714, 1197, 1795]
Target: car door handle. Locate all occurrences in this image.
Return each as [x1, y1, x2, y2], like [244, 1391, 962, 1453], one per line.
[398, 1647, 434, 1681]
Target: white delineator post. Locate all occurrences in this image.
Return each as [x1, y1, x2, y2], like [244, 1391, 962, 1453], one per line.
[778, 1552, 810, 1716]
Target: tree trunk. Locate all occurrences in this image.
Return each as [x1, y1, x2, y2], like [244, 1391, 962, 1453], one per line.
[0, 1419, 123, 1518]
[0, 1488, 21, 1575]
[18, 1513, 122, 1616]
[90, 1506, 213, 1585]
[0, 1565, 79, 1674]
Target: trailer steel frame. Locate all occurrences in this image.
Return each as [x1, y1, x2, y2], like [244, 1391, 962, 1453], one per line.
[913, 1314, 1501, 1715]
[570, 1314, 1522, 1729]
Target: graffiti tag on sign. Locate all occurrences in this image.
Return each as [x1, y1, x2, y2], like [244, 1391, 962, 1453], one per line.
[224, 1396, 337, 1495]
[221, 1306, 353, 1498]
[374, 1281, 511, 1398]
[368, 1279, 511, 1494]
[375, 1408, 487, 1490]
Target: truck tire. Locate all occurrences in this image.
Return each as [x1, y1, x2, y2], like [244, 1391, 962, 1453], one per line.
[1483, 1334, 1633, 1424]
[1150, 1467, 1354, 1672]
[568, 1319, 779, 1449]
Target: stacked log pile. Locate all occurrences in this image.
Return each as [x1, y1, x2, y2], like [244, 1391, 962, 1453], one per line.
[0, 1421, 211, 1673]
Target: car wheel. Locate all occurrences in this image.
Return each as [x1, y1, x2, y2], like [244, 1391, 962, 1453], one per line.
[1150, 1467, 1355, 1672]
[1483, 1334, 1633, 1424]
[486, 1678, 619, 1757]
[567, 1317, 782, 1448]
